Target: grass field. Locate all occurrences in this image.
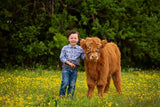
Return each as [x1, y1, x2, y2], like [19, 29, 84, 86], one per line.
[0, 68, 159, 107]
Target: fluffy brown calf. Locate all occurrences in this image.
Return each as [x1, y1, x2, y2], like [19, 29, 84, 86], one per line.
[80, 37, 122, 98]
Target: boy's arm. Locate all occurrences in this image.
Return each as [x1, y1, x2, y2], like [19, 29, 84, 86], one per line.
[81, 49, 86, 60]
[60, 47, 67, 64]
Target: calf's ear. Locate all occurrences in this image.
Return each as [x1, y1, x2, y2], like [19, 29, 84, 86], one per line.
[101, 40, 108, 47]
[80, 39, 86, 49]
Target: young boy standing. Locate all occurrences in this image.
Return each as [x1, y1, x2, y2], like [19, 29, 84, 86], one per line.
[59, 30, 85, 98]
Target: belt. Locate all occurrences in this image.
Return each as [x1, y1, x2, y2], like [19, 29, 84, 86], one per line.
[63, 63, 80, 70]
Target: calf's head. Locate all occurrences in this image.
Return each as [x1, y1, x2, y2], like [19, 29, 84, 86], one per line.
[80, 37, 107, 61]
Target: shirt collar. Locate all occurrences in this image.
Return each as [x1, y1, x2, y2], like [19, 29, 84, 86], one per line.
[68, 44, 78, 48]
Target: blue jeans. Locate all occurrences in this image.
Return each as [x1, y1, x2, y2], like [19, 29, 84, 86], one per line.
[59, 65, 78, 97]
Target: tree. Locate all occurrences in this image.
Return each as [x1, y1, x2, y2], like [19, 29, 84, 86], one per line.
[0, 0, 160, 68]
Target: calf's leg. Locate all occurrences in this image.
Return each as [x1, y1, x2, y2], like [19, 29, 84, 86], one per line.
[112, 71, 122, 93]
[87, 79, 96, 98]
[97, 80, 106, 97]
[87, 84, 95, 98]
[104, 76, 111, 93]
[97, 85, 105, 97]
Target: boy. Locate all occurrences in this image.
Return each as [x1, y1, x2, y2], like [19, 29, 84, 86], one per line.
[59, 30, 85, 98]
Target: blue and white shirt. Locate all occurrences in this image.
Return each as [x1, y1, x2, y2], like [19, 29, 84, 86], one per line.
[60, 44, 85, 66]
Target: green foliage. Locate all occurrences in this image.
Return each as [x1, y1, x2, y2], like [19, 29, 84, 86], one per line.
[0, 0, 160, 68]
[23, 41, 47, 58]
[53, 33, 68, 48]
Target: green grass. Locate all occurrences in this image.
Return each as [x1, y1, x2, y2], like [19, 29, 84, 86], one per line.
[0, 68, 159, 107]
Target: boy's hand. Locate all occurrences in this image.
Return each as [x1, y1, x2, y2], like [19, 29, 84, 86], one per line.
[66, 61, 76, 68]
[69, 62, 76, 68]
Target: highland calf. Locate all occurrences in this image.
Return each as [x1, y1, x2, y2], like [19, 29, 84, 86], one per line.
[80, 37, 122, 98]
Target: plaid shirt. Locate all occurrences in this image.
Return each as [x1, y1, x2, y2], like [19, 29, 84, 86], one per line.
[60, 44, 85, 66]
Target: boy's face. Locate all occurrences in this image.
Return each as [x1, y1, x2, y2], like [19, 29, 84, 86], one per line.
[68, 33, 79, 47]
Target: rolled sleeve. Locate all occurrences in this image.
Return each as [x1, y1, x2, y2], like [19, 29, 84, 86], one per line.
[60, 47, 67, 64]
[81, 49, 85, 60]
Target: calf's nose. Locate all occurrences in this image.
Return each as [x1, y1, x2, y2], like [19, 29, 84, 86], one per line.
[92, 55, 97, 60]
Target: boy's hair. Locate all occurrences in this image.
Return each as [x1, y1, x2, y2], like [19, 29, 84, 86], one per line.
[67, 30, 80, 40]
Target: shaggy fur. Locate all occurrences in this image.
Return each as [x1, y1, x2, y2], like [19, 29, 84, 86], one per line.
[80, 37, 122, 98]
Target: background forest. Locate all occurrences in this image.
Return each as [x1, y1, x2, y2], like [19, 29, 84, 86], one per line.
[0, 0, 160, 69]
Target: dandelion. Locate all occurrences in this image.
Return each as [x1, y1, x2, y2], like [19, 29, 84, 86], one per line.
[108, 102, 113, 107]
[48, 102, 51, 106]
[27, 96, 32, 100]
[0, 97, 2, 101]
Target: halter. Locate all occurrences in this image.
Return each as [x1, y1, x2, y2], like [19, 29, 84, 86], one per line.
[87, 50, 101, 55]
